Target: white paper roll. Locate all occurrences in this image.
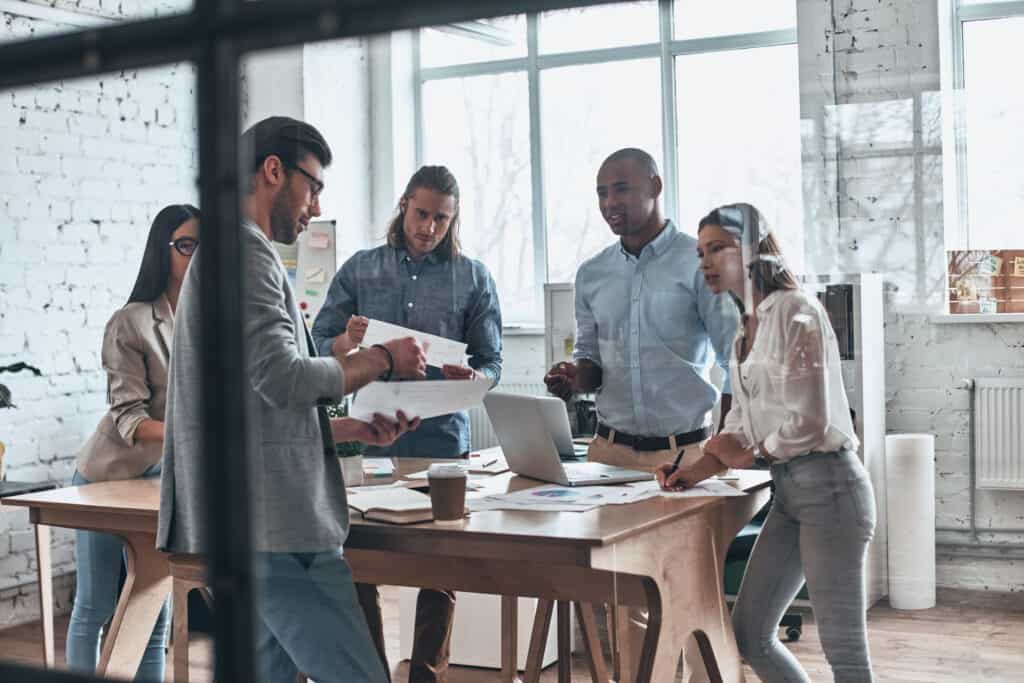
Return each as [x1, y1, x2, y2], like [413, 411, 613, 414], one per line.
[885, 434, 936, 609]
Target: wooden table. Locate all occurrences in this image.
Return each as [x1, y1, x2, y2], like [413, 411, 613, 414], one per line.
[0, 480, 59, 668]
[2, 479, 168, 680]
[4, 469, 770, 682]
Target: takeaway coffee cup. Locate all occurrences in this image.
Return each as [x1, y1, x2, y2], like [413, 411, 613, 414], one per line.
[427, 463, 467, 525]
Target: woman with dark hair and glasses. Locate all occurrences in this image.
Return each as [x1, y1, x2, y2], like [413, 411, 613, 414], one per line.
[66, 203, 199, 681]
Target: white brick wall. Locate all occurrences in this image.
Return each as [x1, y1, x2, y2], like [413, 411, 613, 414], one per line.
[798, 0, 1024, 591]
[0, 1, 197, 625]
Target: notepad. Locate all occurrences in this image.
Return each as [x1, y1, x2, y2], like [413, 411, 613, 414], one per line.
[347, 485, 433, 524]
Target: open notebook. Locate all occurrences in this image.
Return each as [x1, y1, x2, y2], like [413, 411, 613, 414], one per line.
[347, 485, 433, 524]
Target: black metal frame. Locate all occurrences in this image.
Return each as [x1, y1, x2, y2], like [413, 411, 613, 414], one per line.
[0, 1, 618, 680]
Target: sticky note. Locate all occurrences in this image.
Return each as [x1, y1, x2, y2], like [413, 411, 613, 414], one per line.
[308, 232, 329, 249]
[305, 266, 326, 284]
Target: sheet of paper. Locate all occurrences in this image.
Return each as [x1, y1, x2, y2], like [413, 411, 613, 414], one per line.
[361, 319, 469, 368]
[350, 377, 491, 423]
[625, 479, 747, 498]
[307, 232, 330, 249]
[467, 478, 746, 512]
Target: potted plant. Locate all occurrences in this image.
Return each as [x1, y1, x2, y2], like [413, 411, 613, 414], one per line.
[326, 398, 364, 486]
[0, 362, 43, 480]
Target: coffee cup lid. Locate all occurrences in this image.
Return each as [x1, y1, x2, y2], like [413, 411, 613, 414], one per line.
[427, 463, 467, 479]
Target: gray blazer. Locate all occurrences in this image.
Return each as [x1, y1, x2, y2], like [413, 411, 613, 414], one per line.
[76, 297, 172, 482]
[157, 221, 349, 553]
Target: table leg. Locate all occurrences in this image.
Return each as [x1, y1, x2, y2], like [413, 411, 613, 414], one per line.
[593, 491, 770, 683]
[574, 602, 609, 683]
[34, 523, 54, 669]
[557, 601, 571, 683]
[501, 595, 519, 682]
[524, 599, 554, 683]
[97, 531, 170, 680]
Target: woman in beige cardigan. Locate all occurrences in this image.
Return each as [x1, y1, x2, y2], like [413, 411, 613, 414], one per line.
[66, 204, 199, 681]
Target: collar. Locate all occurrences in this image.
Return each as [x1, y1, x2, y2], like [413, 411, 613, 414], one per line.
[618, 219, 677, 260]
[152, 293, 173, 323]
[755, 289, 786, 316]
[395, 245, 442, 265]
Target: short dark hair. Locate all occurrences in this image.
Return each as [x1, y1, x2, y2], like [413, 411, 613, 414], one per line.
[600, 147, 660, 178]
[240, 116, 332, 177]
[127, 204, 201, 305]
[386, 165, 462, 261]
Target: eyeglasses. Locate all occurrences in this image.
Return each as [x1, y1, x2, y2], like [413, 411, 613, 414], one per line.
[288, 165, 324, 199]
[169, 237, 199, 256]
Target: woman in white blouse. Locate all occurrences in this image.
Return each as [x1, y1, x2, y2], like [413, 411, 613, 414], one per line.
[657, 203, 876, 683]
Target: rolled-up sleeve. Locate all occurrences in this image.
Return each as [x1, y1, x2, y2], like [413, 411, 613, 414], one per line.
[103, 312, 152, 446]
[572, 266, 600, 365]
[311, 257, 359, 358]
[465, 267, 503, 386]
[247, 239, 346, 409]
[695, 269, 739, 394]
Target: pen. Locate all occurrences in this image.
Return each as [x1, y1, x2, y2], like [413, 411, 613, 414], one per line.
[666, 448, 686, 475]
[481, 458, 498, 468]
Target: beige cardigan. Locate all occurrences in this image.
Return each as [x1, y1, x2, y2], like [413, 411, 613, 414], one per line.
[76, 296, 172, 482]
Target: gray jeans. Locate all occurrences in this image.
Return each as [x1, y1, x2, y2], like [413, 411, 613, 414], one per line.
[732, 450, 876, 683]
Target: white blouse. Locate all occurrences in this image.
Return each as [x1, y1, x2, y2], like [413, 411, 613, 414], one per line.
[722, 288, 859, 462]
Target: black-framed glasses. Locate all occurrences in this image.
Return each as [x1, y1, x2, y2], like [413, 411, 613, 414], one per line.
[288, 164, 324, 199]
[169, 237, 199, 256]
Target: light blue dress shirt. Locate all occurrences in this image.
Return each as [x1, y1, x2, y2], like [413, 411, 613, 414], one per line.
[573, 220, 739, 437]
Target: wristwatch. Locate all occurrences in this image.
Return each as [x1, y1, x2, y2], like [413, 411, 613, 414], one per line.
[752, 443, 771, 469]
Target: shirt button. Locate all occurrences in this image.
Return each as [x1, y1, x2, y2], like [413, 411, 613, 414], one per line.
[407, 302, 414, 309]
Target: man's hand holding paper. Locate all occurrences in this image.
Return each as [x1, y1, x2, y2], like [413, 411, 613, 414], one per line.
[361, 318, 468, 369]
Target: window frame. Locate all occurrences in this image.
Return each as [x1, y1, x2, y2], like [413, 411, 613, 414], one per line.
[940, 0, 1024, 316]
[413, 0, 797, 324]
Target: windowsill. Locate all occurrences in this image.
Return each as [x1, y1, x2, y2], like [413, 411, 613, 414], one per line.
[502, 324, 545, 336]
[932, 313, 1024, 324]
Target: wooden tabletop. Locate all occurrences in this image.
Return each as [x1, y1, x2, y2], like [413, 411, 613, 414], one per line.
[0, 469, 771, 550]
[2, 478, 160, 518]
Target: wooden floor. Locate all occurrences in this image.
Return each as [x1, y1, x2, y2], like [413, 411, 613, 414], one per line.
[2, 587, 1023, 681]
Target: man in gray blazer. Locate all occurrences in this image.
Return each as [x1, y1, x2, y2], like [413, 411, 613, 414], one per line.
[157, 116, 426, 683]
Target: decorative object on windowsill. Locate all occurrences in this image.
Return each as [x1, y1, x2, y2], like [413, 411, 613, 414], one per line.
[0, 362, 43, 480]
[949, 249, 1024, 315]
[326, 399, 364, 486]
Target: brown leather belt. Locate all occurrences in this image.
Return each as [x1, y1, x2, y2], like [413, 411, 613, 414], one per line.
[595, 423, 711, 452]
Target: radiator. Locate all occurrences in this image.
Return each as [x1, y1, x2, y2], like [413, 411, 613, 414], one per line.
[975, 378, 1024, 490]
[469, 382, 547, 450]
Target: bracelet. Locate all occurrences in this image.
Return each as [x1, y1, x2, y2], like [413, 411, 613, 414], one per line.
[371, 344, 393, 381]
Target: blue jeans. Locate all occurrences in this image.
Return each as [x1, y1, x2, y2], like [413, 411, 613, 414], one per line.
[732, 450, 876, 683]
[254, 547, 388, 683]
[65, 467, 169, 681]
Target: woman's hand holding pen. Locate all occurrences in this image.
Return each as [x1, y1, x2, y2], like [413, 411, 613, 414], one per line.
[656, 461, 695, 491]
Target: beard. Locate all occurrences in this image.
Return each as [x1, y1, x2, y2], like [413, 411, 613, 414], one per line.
[269, 189, 300, 244]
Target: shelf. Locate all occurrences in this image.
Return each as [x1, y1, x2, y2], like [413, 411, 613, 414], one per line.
[932, 313, 1024, 324]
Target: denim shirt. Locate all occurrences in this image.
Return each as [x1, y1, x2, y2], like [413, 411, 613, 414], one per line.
[573, 220, 739, 437]
[311, 243, 503, 457]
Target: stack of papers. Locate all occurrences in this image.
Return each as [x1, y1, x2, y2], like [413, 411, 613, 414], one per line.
[468, 478, 745, 513]
[350, 377, 491, 423]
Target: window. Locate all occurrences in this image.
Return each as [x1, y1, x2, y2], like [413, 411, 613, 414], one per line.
[416, 1, 801, 324]
[943, 2, 1024, 314]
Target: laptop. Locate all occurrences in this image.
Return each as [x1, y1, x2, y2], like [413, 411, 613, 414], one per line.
[483, 392, 653, 487]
